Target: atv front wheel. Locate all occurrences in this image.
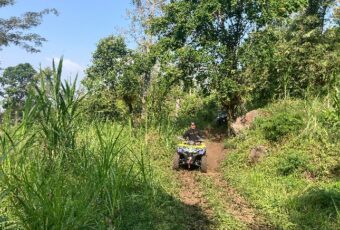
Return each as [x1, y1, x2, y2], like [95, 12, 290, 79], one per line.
[200, 155, 208, 173]
[172, 154, 180, 170]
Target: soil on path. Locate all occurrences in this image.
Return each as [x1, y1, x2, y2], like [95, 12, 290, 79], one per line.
[176, 170, 214, 230]
[176, 141, 274, 229]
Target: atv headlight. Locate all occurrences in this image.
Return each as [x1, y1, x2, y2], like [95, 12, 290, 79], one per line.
[179, 147, 190, 153]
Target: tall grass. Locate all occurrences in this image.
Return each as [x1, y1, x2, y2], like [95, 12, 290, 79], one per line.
[0, 59, 213, 229]
[0, 59, 161, 229]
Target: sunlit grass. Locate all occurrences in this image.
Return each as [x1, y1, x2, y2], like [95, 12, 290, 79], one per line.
[222, 99, 340, 230]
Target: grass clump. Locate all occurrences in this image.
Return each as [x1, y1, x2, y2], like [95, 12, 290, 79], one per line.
[277, 150, 310, 176]
[257, 112, 303, 142]
[0, 60, 149, 229]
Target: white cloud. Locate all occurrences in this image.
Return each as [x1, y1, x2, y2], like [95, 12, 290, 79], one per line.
[45, 57, 85, 81]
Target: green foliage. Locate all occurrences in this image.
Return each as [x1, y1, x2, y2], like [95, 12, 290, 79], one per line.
[240, 1, 339, 106]
[31, 58, 81, 156]
[223, 138, 237, 149]
[296, 184, 340, 218]
[277, 151, 309, 176]
[175, 92, 218, 128]
[0, 0, 58, 52]
[144, 83, 221, 131]
[82, 35, 153, 119]
[83, 36, 128, 91]
[0, 63, 37, 116]
[288, 183, 340, 229]
[149, 0, 308, 118]
[257, 112, 303, 142]
[80, 88, 118, 119]
[0, 60, 213, 229]
[322, 84, 340, 140]
[2, 1, 339, 228]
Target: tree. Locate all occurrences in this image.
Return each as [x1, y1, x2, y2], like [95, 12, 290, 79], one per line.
[0, 63, 37, 115]
[150, 0, 307, 122]
[82, 36, 147, 118]
[334, 1, 340, 25]
[239, 0, 339, 106]
[0, 0, 58, 53]
[83, 36, 128, 92]
[304, 0, 335, 30]
[128, 0, 167, 118]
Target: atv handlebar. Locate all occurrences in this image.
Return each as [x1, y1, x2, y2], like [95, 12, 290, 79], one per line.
[178, 137, 205, 145]
[188, 141, 204, 145]
[178, 136, 185, 141]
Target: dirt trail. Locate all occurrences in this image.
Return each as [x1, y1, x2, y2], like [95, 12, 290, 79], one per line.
[177, 171, 214, 230]
[176, 141, 273, 229]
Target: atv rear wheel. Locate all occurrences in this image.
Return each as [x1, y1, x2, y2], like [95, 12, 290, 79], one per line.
[200, 155, 208, 173]
[172, 154, 180, 170]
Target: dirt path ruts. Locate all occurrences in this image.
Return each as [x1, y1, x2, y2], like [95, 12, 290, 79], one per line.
[176, 170, 214, 230]
[176, 141, 274, 229]
[206, 173, 273, 229]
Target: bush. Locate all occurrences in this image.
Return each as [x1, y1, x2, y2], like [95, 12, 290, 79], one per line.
[258, 112, 303, 142]
[277, 151, 309, 176]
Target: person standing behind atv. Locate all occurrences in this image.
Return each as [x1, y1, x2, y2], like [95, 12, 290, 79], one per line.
[183, 122, 204, 141]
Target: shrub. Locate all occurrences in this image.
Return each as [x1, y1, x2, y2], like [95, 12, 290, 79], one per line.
[277, 151, 309, 176]
[258, 112, 303, 142]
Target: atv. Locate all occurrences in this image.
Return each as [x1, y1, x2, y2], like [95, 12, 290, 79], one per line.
[172, 137, 208, 172]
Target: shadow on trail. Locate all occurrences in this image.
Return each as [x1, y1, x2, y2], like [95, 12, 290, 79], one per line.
[115, 184, 213, 230]
[288, 186, 340, 230]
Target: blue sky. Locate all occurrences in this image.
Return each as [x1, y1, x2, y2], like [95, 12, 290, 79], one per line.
[0, 0, 134, 81]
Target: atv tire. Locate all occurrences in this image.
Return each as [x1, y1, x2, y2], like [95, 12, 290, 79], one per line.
[200, 155, 208, 173]
[172, 154, 180, 170]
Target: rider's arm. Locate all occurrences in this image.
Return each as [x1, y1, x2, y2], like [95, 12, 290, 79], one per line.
[198, 130, 205, 139]
[183, 130, 190, 140]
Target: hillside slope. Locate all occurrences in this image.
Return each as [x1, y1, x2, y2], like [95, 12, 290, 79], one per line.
[222, 99, 340, 229]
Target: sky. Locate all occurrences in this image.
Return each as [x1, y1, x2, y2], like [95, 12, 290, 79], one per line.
[0, 0, 134, 82]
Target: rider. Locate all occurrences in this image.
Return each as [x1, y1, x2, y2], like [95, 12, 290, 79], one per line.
[183, 122, 204, 141]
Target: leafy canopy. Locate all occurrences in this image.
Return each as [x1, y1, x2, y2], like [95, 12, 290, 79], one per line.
[82, 36, 152, 117]
[0, 0, 58, 53]
[0, 63, 37, 109]
[149, 0, 307, 117]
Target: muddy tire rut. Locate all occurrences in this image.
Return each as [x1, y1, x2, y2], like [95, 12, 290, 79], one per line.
[176, 141, 274, 229]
